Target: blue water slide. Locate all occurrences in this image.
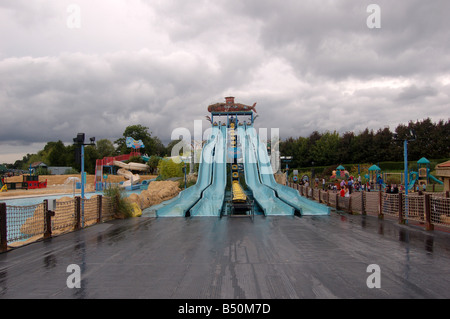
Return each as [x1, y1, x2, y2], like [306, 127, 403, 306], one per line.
[428, 169, 443, 185]
[408, 171, 418, 190]
[189, 125, 228, 217]
[246, 126, 330, 216]
[237, 125, 294, 216]
[156, 126, 220, 217]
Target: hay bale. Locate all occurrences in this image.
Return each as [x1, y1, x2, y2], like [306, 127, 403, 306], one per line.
[135, 181, 181, 210]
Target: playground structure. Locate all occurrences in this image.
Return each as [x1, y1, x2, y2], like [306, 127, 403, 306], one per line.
[1, 174, 47, 192]
[411, 157, 443, 190]
[363, 157, 443, 191]
[379, 157, 443, 191]
[95, 137, 150, 191]
[156, 97, 330, 217]
[331, 165, 349, 180]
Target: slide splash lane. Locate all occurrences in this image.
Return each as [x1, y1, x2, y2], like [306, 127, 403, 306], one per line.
[238, 125, 294, 216]
[246, 126, 330, 216]
[156, 126, 220, 217]
[189, 125, 228, 217]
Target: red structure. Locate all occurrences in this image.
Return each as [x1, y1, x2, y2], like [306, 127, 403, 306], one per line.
[95, 150, 142, 191]
[2, 175, 47, 190]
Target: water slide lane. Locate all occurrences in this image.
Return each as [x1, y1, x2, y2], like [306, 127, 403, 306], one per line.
[156, 126, 219, 217]
[429, 174, 443, 185]
[189, 125, 227, 217]
[246, 126, 330, 216]
[238, 126, 294, 216]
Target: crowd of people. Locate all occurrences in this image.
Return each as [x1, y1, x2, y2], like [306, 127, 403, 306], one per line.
[294, 174, 406, 198]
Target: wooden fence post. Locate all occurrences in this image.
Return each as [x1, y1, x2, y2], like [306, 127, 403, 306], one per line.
[43, 200, 55, 239]
[398, 192, 404, 224]
[378, 191, 384, 219]
[348, 195, 352, 213]
[75, 196, 81, 230]
[424, 194, 434, 231]
[335, 192, 339, 210]
[361, 192, 366, 215]
[0, 203, 7, 252]
[97, 195, 103, 223]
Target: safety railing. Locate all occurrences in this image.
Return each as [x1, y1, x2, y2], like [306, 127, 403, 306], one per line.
[287, 182, 450, 231]
[1, 195, 116, 252]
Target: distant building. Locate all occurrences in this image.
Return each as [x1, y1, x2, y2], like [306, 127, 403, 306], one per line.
[48, 167, 75, 175]
[435, 161, 450, 192]
[30, 162, 48, 170]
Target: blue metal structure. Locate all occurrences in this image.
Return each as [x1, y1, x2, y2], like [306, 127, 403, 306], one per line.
[156, 126, 220, 217]
[157, 97, 329, 217]
[246, 125, 330, 216]
[237, 125, 295, 216]
[189, 125, 228, 216]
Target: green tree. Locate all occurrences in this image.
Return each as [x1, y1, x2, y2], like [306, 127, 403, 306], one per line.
[83, 145, 99, 174]
[372, 127, 394, 162]
[96, 139, 115, 159]
[311, 131, 340, 166]
[47, 141, 66, 166]
[146, 155, 161, 174]
[337, 131, 356, 164]
[115, 124, 165, 156]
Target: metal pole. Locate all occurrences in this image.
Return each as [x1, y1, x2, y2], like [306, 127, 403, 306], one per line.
[81, 144, 85, 228]
[286, 163, 288, 185]
[184, 162, 187, 189]
[404, 139, 408, 224]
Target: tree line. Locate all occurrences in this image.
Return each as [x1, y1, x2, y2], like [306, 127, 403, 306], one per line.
[7, 124, 181, 174]
[4, 118, 449, 175]
[279, 118, 450, 169]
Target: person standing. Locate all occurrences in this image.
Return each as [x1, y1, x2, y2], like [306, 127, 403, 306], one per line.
[340, 186, 346, 197]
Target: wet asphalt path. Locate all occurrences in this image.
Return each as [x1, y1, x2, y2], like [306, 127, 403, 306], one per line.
[1, 212, 449, 299]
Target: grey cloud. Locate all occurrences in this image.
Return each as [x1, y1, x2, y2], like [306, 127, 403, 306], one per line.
[0, 0, 449, 162]
[396, 85, 438, 102]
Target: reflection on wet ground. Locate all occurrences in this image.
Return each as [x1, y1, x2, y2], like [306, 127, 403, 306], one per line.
[0, 210, 449, 299]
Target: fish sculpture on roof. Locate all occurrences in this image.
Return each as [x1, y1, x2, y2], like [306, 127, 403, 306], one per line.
[207, 97, 257, 113]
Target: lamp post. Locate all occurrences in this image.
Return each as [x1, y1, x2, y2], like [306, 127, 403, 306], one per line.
[181, 156, 189, 189]
[280, 156, 293, 185]
[73, 133, 95, 228]
[394, 129, 416, 224]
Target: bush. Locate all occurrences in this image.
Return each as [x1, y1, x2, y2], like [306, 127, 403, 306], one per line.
[146, 155, 161, 174]
[103, 185, 134, 219]
[157, 158, 185, 180]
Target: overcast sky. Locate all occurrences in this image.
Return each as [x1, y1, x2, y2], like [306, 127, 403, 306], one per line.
[0, 0, 449, 163]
